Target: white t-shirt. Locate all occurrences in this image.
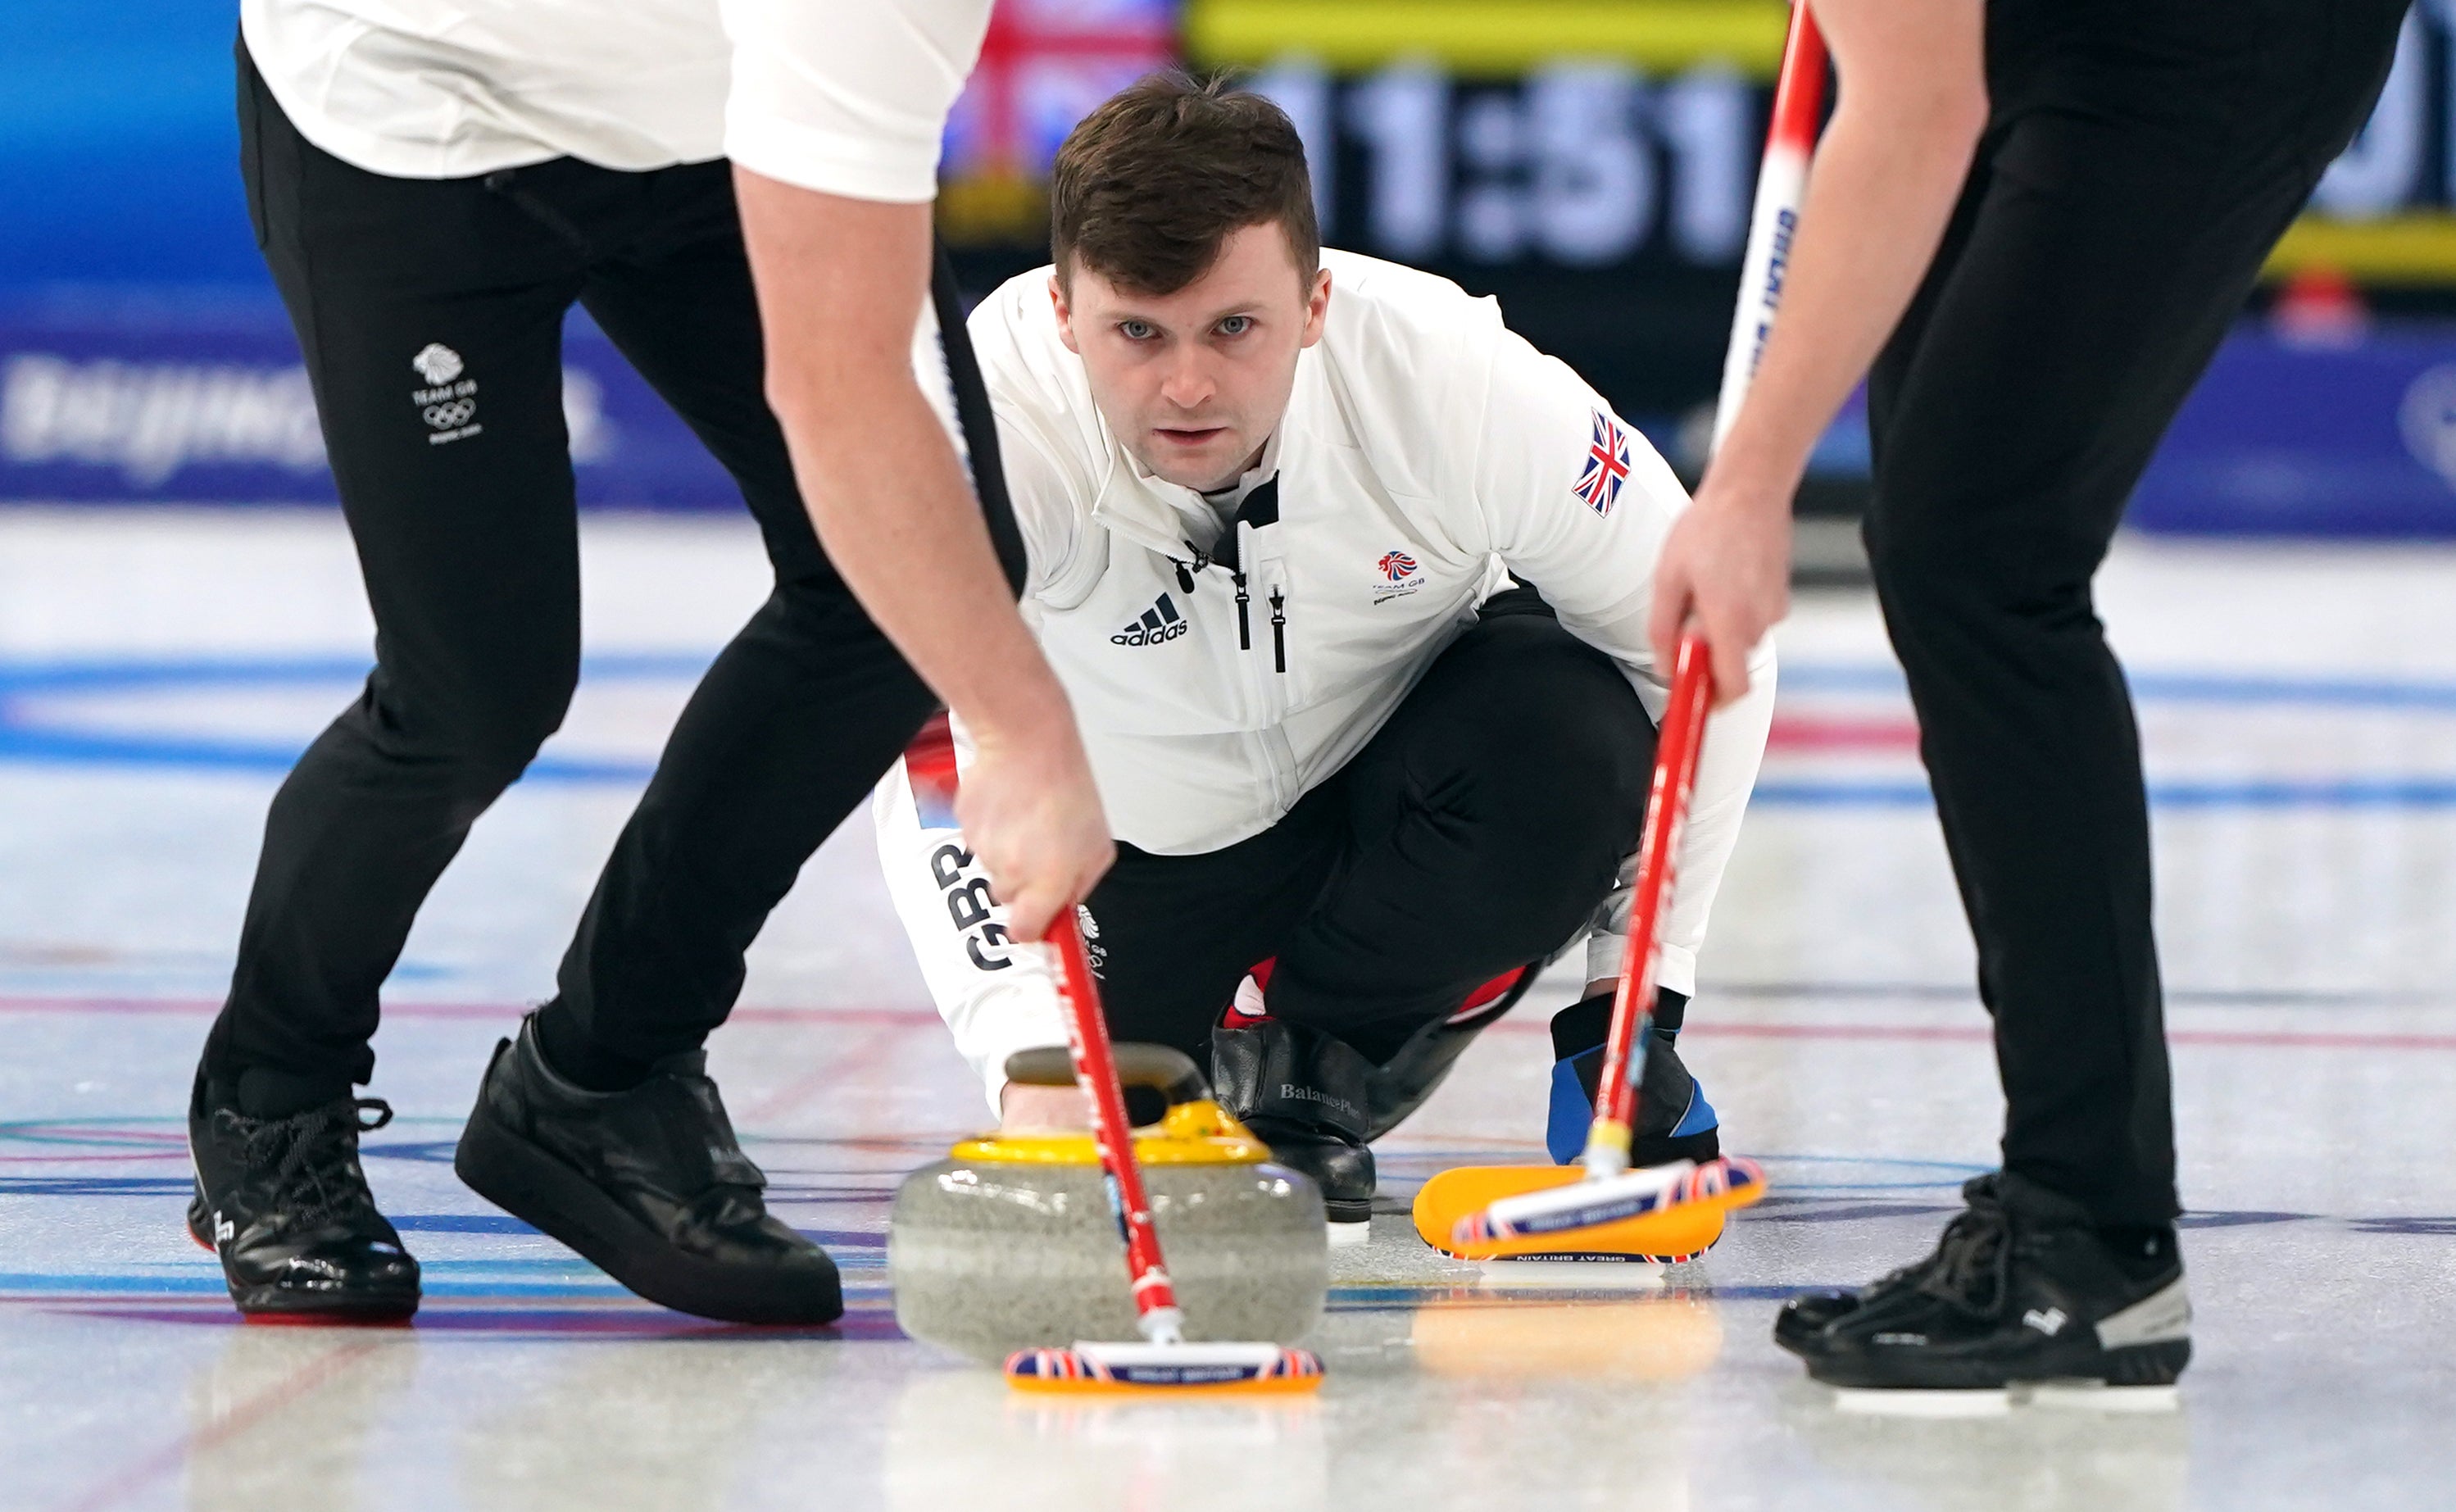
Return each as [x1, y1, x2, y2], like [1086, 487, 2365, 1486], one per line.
[239, 0, 989, 199]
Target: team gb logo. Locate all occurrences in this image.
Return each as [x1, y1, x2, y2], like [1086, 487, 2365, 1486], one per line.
[1373, 550, 1423, 605]
[412, 343, 465, 385]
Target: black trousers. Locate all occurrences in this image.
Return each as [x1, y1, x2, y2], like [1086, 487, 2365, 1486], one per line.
[204, 48, 997, 1105]
[1081, 593, 1655, 1069]
[1864, 0, 2405, 1224]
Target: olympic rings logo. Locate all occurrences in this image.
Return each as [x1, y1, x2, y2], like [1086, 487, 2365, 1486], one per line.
[423, 399, 477, 429]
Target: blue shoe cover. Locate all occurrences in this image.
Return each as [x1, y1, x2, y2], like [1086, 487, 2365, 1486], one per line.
[1546, 1052, 1598, 1165]
[1546, 1047, 1718, 1164]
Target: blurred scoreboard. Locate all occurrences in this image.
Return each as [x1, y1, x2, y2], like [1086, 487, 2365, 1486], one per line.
[932, 0, 2456, 539]
[937, 0, 1798, 440]
[13, 0, 2456, 531]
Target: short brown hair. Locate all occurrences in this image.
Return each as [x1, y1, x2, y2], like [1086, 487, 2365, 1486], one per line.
[1051, 73, 1319, 296]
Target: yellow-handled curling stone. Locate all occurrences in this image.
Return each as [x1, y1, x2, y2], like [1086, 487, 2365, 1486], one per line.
[888, 1045, 1329, 1365]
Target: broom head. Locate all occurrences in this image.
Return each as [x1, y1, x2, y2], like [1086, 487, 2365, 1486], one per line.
[1414, 1157, 1765, 1262]
[1004, 1341, 1325, 1396]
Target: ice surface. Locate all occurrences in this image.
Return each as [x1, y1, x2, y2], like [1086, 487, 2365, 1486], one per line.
[6, 509, 2456, 1510]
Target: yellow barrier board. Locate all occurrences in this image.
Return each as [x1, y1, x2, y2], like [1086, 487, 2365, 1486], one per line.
[1186, 0, 1793, 77]
[2266, 214, 2456, 283]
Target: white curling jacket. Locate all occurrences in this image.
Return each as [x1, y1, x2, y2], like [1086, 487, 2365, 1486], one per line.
[876, 250, 1776, 1110]
[241, 0, 987, 198]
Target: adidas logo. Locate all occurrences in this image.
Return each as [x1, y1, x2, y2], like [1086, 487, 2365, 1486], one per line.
[1111, 593, 1189, 647]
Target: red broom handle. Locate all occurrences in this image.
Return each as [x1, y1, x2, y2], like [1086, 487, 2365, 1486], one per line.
[1046, 910, 1183, 1339]
[1588, 2, 1828, 1175]
[1583, 634, 1714, 1172]
[1712, 2, 1831, 451]
[1768, 3, 1829, 156]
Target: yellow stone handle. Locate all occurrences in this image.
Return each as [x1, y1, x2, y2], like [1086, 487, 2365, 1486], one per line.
[950, 1099, 1273, 1167]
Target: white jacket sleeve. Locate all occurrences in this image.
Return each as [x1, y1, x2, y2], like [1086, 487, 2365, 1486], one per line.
[873, 287, 1095, 1113]
[967, 275, 1097, 601]
[720, 0, 992, 203]
[1466, 329, 1775, 1001]
[874, 723, 1070, 1119]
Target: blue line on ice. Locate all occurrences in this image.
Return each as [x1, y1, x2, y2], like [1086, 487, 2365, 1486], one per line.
[8, 656, 2456, 805]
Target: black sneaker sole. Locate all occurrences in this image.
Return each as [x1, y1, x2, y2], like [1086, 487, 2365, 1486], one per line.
[1808, 1337, 2191, 1392]
[454, 1101, 843, 1327]
[184, 1192, 420, 1324]
[1323, 1197, 1373, 1224]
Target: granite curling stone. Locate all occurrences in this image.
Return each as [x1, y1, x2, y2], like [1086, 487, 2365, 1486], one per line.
[889, 1045, 1328, 1364]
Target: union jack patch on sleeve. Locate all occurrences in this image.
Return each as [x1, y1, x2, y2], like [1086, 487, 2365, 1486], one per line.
[1573, 411, 1633, 517]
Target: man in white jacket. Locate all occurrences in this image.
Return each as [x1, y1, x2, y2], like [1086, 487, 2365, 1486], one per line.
[878, 75, 1774, 1235]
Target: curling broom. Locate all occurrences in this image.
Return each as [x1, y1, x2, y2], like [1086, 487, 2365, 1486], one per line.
[1411, 0, 1829, 1264]
[1003, 910, 1325, 1395]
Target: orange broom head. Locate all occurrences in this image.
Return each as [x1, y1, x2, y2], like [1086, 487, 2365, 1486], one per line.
[1003, 1342, 1325, 1396]
[1412, 1158, 1764, 1263]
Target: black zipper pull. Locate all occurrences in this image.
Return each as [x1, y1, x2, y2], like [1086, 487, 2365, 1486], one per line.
[1169, 547, 1210, 595]
[1269, 588, 1287, 674]
[1233, 570, 1251, 650]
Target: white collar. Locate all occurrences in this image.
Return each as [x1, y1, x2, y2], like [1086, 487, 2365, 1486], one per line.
[1093, 412, 1287, 558]
[1198, 427, 1285, 515]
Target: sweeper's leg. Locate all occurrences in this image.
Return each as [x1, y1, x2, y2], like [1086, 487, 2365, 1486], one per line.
[457, 205, 1006, 1329]
[1789, 0, 2402, 1391]
[538, 228, 975, 1079]
[192, 52, 594, 1323]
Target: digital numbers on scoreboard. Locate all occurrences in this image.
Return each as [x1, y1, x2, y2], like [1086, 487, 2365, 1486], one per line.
[1257, 57, 1757, 271]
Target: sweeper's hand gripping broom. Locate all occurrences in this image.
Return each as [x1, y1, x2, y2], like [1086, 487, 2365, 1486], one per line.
[1002, 910, 1326, 1395]
[1411, 1, 1830, 1264]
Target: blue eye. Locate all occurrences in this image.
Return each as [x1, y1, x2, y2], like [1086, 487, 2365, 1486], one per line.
[1119, 320, 1155, 340]
[1218, 316, 1253, 337]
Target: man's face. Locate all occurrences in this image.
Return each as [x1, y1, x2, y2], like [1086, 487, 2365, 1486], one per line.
[1052, 222, 1332, 493]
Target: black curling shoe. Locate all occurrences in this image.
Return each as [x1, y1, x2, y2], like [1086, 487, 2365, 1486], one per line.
[1213, 1017, 1377, 1228]
[186, 1070, 421, 1322]
[1800, 1172, 2192, 1392]
[454, 1015, 842, 1325]
[1243, 1115, 1376, 1227]
[1777, 1176, 2050, 1362]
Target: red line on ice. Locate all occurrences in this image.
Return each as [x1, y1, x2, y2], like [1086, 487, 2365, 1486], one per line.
[57, 1337, 386, 1512]
[1764, 715, 1923, 751]
[1479, 1018, 2456, 1051]
[8, 997, 2454, 1051]
[0, 995, 936, 1024]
